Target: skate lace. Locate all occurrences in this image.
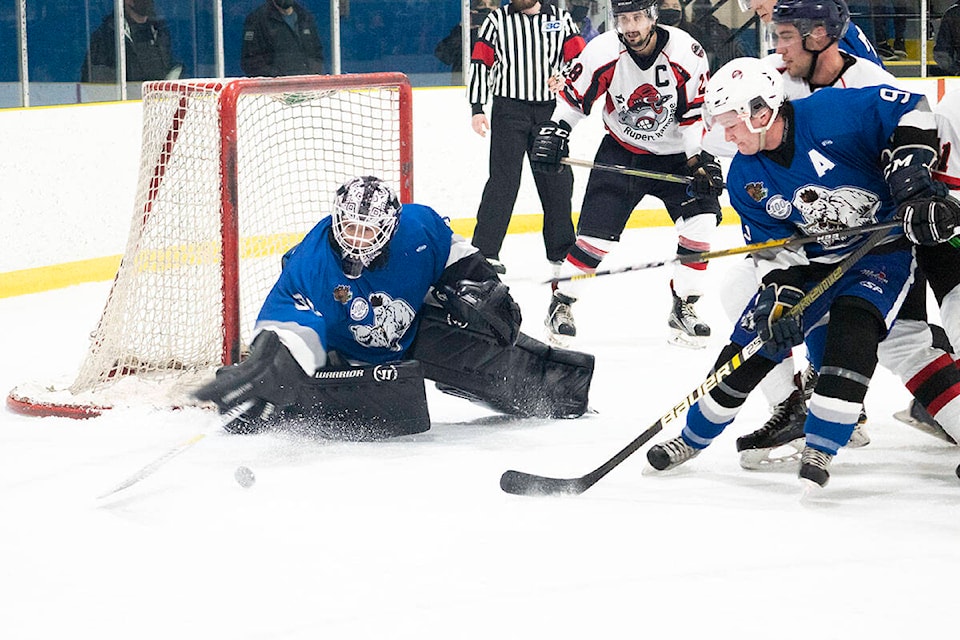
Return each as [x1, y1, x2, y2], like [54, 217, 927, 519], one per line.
[551, 302, 574, 328]
[660, 437, 697, 463]
[800, 447, 832, 469]
[678, 299, 699, 323]
[755, 392, 800, 437]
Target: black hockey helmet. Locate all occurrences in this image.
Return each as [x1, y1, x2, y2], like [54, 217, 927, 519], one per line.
[611, 0, 659, 16]
[772, 0, 850, 41]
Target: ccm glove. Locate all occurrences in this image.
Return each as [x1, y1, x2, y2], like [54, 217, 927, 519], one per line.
[754, 283, 805, 357]
[193, 331, 304, 433]
[899, 194, 960, 245]
[434, 279, 522, 346]
[685, 152, 724, 198]
[530, 120, 571, 174]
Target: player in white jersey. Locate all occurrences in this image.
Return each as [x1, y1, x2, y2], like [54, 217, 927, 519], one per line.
[529, 0, 723, 349]
[888, 91, 960, 439]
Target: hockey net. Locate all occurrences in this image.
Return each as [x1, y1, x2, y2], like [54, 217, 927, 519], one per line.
[8, 73, 413, 418]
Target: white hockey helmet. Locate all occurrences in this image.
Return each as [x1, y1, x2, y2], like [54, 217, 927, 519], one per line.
[332, 176, 402, 278]
[703, 57, 784, 134]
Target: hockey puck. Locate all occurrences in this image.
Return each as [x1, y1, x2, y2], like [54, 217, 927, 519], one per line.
[234, 465, 256, 488]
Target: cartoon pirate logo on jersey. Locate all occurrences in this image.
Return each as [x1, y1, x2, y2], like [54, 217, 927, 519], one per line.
[617, 84, 672, 133]
[791, 184, 880, 245]
[349, 292, 415, 351]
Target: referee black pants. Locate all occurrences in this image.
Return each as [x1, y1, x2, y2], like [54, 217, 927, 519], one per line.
[473, 96, 575, 264]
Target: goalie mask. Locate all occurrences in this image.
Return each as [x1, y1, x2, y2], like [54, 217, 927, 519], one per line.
[332, 176, 402, 279]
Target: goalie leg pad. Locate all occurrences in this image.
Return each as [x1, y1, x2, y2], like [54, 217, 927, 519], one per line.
[276, 360, 431, 441]
[411, 304, 594, 418]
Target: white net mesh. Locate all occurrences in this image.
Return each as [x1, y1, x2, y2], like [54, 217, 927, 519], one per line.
[14, 75, 411, 414]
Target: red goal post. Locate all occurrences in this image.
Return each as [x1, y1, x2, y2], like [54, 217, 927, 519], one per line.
[8, 73, 413, 418]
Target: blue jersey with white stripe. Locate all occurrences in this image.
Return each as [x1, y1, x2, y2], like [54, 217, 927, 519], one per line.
[839, 22, 884, 68]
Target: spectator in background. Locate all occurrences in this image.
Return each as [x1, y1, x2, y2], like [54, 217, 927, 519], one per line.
[687, 0, 748, 72]
[570, 0, 602, 41]
[872, 0, 909, 60]
[80, 0, 181, 83]
[467, 1, 586, 276]
[658, 0, 689, 28]
[241, 0, 324, 76]
[435, 0, 501, 73]
[935, 1, 960, 74]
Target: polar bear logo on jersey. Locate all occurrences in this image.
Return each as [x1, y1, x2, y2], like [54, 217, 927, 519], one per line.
[349, 292, 416, 351]
[791, 184, 880, 244]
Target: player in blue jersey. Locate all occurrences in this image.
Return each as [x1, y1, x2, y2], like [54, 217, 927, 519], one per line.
[646, 57, 960, 488]
[193, 176, 595, 439]
[740, 0, 884, 66]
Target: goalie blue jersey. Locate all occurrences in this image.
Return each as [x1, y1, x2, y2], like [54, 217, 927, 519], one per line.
[255, 203, 453, 367]
[727, 85, 924, 268]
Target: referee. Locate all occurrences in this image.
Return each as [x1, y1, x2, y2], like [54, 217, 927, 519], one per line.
[468, 0, 586, 275]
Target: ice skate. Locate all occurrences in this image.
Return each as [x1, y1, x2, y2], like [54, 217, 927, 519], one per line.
[647, 435, 701, 471]
[894, 399, 958, 444]
[798, 446, 833, 489]
[545, 291, 576, 347]
[667, 289, 710, 349]
[737, 385, 806, 470]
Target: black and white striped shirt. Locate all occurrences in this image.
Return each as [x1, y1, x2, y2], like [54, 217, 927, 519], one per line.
[468, 3, 585, 112]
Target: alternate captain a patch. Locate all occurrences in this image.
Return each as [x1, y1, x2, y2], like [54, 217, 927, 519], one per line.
[745, 182, 767, 202]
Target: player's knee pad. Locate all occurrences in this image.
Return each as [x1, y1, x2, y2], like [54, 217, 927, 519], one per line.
[411, 304, 594, 418]
[271, 359, 431, 441]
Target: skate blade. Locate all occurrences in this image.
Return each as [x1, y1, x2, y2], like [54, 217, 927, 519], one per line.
[799, 477, 825, 501]
[738, 441, 803, 471]
[893, 409, 957, 444]
[667, 329, 708, 350]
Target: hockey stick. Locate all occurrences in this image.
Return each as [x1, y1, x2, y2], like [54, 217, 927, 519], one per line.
[96, 400, 254, 500]
[561, 157, 693, 184]
[501, 225, 897, 496]
[546, 220, 902, 284]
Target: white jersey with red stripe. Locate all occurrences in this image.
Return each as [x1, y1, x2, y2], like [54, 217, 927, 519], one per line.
[552, 26, 710, 157]
[766, 51, 899, 100]
[934, 91, 960, 190]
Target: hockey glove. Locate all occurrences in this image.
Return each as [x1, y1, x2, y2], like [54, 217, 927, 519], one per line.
[530, 120, 571, 174]
[899, 194, 960, 245]
[193, 331, 304, 433]
[882, 143, 945, 204]
[754, 283, 805, 357]
[685, 152, 724, 199]
[433, 279, 522, 346]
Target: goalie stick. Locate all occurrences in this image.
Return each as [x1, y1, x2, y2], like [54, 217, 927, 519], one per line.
[546, 220, 901, 284]
[96, 400, 254, 500]
[500, 225, 897, 497]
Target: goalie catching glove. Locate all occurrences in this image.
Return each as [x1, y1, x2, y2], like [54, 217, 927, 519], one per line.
[193, 330, 303, 433]
[754, 283, 805, 357]
[899, 194, 960, 245]
[530, 120, 571, 174]
[433, 279, 522, 346]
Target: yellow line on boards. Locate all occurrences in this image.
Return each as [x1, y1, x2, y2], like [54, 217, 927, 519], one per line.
[1, 207, 739, 299]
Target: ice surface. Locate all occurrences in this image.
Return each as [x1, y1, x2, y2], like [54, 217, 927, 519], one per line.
[3, 226, 959, 639]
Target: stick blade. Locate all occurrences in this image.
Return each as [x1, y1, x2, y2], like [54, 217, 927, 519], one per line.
[499, 470, 589, 496]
